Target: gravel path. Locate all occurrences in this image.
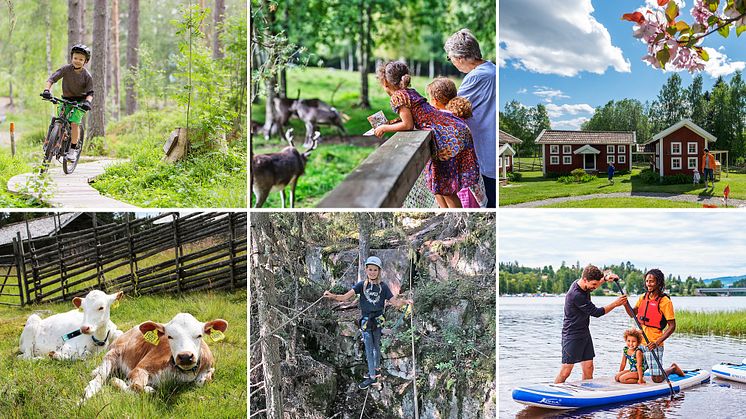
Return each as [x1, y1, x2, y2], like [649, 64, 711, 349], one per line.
[502, 191, 746, 208]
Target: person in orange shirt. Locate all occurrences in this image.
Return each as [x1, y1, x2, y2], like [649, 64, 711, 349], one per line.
[702, 148, 716, 189]
[623, 269, 685, 383]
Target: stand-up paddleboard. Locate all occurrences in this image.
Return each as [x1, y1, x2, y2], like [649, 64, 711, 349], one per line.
[712, 362, 746, 384]
[512, 370, 709, 410]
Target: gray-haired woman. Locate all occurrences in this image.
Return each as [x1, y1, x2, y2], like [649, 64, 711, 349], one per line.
[444, 29, 497, 208]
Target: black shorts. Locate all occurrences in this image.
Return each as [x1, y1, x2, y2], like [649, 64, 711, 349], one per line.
[561, 335, 595, 364]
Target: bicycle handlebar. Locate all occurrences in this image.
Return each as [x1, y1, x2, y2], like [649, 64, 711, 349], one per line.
[40, 94, 86, 110]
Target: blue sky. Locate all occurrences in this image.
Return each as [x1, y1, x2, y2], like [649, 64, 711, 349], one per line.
[499, 0, 746, 130]
[499, 210, 746, 279]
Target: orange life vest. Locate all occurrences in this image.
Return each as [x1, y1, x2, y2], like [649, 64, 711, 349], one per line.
[637, 293, 669, 330]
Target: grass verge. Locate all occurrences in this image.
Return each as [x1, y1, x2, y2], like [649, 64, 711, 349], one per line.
[676, 310, 746, 336]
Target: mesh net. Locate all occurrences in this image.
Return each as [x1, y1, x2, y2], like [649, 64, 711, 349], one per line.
[403, 168, 436, 208]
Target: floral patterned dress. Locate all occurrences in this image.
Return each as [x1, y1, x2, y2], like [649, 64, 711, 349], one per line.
[390, 88, 480, 195]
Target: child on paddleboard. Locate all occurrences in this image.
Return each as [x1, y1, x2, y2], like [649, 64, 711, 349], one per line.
[615, 328, 647, 384]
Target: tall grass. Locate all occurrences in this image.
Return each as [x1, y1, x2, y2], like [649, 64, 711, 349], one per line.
[0, 290, 246, 418]
[676, 310, 746, 336]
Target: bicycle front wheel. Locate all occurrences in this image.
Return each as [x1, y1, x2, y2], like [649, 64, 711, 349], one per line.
[41, 122, 64, 173]
[63, 133, 84, 174]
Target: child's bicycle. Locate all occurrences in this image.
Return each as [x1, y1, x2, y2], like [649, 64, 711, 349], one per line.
[40, 95, 85, 174]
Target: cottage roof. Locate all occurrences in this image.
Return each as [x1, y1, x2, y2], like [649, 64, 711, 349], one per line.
[0, 213, 83, 246]
[645, 119, 717, 145]
[536, 130, 635, 145]
[499, 143, 516, 157]
[499, 130, 523, 145]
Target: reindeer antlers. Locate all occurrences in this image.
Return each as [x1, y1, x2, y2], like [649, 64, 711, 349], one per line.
[307, 131, 321, 152]
[285, 128, 296, 148]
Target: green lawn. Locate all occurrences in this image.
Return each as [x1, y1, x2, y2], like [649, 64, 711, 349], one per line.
[0, 290, 246, 418]
[541, 197, 703, 208]
[501, 168, 745, 207]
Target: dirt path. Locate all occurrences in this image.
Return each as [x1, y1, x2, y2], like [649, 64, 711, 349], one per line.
[7, 158, 138, 208]
[502, 191, 746, 208]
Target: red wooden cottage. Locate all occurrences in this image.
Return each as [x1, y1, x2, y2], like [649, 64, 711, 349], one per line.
[499, 129, 522, 177]
[641, 119, 716, 177]
[536, 130, 635, 176]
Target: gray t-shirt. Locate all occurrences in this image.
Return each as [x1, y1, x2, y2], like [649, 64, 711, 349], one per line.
[48, 64, 94, 101]
[457, 61, 497, 179]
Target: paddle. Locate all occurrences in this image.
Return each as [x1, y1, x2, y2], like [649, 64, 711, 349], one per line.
[609, 276, 677, 400]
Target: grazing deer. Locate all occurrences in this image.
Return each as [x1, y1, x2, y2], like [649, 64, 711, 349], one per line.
[251, 129, 320, 208]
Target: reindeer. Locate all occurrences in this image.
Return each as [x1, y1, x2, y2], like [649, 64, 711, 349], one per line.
[251, 129, 320, 208]
[292, 99, 348, 147]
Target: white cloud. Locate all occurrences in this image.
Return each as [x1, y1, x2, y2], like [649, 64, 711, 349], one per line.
[533, 86, 569, 102]
[500, 0, 631, 76]
[703, 47, 746, 78]
[552, 117, 590, 130]
[517, 88, 528, 94]
[500, 211, 746, 279]
[544, 103, 596, 118]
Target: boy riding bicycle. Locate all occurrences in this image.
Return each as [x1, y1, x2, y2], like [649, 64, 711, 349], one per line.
[42, 44, 93, 162]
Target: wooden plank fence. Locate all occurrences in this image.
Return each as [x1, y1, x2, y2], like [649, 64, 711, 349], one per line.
[3, 212, 246, 306]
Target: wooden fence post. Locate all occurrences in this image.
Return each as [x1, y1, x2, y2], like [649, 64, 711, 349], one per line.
[227, 212, 236, 291]
[92, 213, 104, 291]
[54, 214, 68, 300]
[10, 122, 15, 157]
[172, 213, 184, 293]
[12, 235, 25, 307]
[125, 213, 139, 294]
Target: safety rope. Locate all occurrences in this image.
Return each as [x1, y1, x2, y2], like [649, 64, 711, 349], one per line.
[250, 294, 326, 349]
[410, 250, 419, 419]
[359, 387, 370, 419]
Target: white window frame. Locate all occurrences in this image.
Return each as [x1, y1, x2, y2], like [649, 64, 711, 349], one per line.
[688, 157, 698, 170]
[607, 145, 614, 154]
[618, 154, 626, 164]
[618, 145, 626, 154]
[671, 157, 682, 170]
[563, 155, 572, 165]
[550, 155, 560, 165]
[550, 145, 560, 154]
[563, 145, 572, 154]
[671, 142, 682, 155]
[688, 142, 698, 155]
[607, 155, 615, 163]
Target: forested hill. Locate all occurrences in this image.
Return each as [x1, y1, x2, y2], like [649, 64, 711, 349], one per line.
[499, 261, 726, 296]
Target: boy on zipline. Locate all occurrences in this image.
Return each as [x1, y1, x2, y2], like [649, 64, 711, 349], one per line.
[323, 256, 414, 389]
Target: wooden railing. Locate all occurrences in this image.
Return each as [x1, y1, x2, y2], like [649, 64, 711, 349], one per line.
[316, 131, 432, 208]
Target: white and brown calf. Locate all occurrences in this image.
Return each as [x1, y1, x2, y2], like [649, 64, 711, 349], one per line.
[18, 290, 123, 360]
[82, 313, 228, 401]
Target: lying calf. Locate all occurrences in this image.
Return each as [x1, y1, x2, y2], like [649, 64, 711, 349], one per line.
[18, 290, 123, 360]
[82, 313, 228, 401]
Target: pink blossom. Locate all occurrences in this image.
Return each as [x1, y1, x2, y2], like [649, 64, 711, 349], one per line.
[691, 0, 713, 26]
[724, 3, 746, 27]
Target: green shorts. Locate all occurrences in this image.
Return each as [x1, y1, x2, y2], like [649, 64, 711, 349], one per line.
[57, 102, 86, 124]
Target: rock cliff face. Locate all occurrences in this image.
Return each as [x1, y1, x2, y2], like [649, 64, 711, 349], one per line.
[274, 214, 496, 418]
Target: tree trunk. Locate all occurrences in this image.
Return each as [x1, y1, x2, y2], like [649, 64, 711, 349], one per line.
[68, 0, 82, 52]
[80, 0, 87, 45]
[125, 0, 139, 115]
[357, 0, 370, 109]
[109, 0, 121, 120]
[357, 213, 371, 281]
[251, 213, 284, 419]
[212, 0, 225, 59]
[88, 0, 108, 139]
[261, 0, 278, 136]
[429, 56, 434, 79]
[45, 0, 52, 75]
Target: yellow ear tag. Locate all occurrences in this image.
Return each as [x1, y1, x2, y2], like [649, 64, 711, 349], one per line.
[111, 300, 120, 310]
[142, 330, 160, 346]
[208, 328, 225, 343]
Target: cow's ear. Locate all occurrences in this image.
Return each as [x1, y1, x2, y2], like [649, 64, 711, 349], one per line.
[139, 321, 165, 336]
[72, 297, 84, 308]
[113, 291, 124, 301]
[204, 319, 228, 334]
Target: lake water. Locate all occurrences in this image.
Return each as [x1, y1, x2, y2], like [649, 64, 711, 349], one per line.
[499, 296, 746, 418]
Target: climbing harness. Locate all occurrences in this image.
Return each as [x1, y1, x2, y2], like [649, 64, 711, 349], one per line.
[359, 314, 386, 332]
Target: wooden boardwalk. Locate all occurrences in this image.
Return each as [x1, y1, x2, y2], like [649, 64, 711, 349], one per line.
[7, 158, 138, 208]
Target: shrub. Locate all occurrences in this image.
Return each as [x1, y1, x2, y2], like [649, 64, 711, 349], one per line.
[570, 168, 586, 181]
[558, 169, 594, 184]
[639, 168, 660, 184]
[506, 171, 522, 182]
[660, 173, 692, 185]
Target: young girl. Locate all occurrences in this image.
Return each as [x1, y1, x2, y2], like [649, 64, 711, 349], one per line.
[373, 61, 480, 208]
[615, 328, 647, 384]
[426, 77, 486, 208]
[322, 256, 413, 390]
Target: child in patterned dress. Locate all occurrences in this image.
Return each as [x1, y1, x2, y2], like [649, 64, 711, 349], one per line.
[373, 61, 480, 208]
[426, 77, 486, 208]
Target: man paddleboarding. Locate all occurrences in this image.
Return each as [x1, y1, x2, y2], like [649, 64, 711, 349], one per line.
[555, 264, 627, 383]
